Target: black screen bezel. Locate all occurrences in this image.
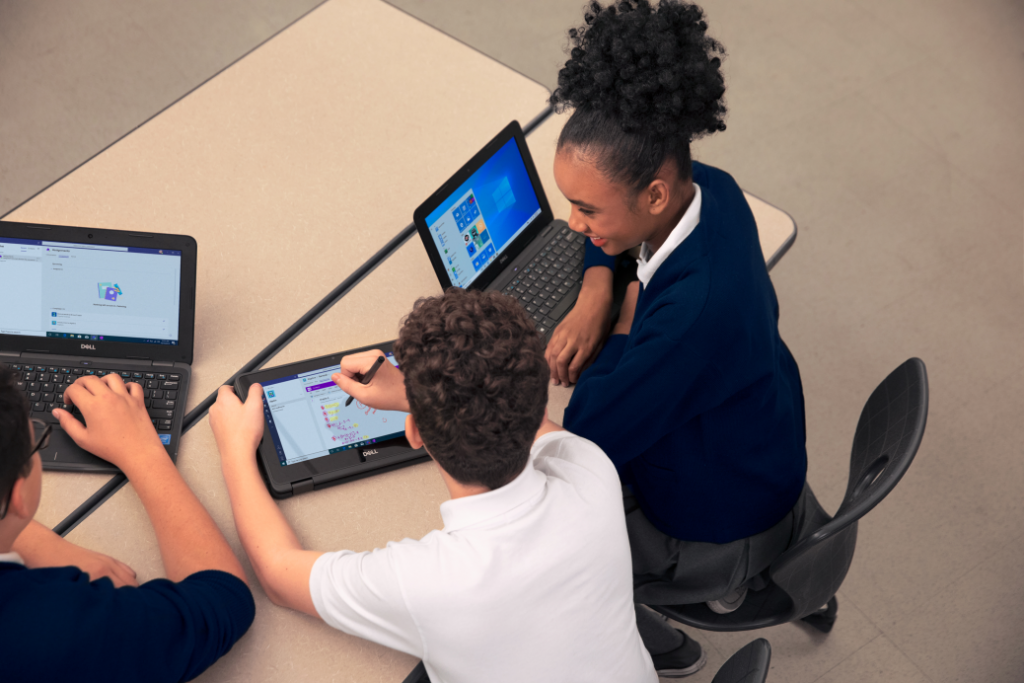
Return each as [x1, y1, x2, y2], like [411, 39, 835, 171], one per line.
[0, 221, 197, 364]
[413, 120, 554, 292]
[235, 341, 427, 495]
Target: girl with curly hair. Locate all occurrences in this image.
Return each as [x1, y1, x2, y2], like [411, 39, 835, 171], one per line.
[549, 1, 808, 675]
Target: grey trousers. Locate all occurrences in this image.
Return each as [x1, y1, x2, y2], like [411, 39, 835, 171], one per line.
[625, 486, 803, 654]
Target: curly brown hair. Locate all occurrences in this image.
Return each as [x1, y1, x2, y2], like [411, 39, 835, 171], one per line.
[394, 288, 548, 490]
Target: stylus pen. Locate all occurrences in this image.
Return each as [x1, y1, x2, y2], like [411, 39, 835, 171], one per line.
[345, 355, 386, 406]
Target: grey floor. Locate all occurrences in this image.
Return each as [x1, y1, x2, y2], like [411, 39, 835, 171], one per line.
[2, 0, 1022, 681]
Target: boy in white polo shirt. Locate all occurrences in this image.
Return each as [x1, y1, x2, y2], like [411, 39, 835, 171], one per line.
[209, 288, 656, 683]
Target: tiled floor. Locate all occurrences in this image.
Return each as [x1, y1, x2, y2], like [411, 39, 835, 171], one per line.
[3, 0, 1022, 681]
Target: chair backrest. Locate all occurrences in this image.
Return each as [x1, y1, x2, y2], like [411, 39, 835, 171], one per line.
[712, 638, 772, 683]
[770, 358, 928, 619]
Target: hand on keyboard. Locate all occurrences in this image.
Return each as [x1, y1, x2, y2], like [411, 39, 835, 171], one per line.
[53, 374, 167, 472]
[545, 267, 614, 386]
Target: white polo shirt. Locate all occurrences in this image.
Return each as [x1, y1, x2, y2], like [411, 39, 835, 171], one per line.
[636, 183, 702, 288]
[310, 430, 656, 683]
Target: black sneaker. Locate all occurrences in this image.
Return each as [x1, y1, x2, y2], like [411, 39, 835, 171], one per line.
[650, 629, 707, 678]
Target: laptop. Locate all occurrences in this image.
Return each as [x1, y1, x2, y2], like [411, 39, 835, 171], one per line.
[413, 120, 586, 339]
[234, 341, 429, 498]
[0, 221, 197, 473]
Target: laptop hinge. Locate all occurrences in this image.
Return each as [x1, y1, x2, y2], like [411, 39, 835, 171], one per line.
[0, 351, 20, 360]
[292, 478, 315, 495]
[152, 361, 176, 367]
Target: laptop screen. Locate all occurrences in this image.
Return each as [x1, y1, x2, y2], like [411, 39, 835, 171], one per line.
[0, 237, 182, 346]
[424, 137, 542, 288]
[260, 353, 408, 466]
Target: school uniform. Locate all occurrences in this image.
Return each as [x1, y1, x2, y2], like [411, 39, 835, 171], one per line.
[0, 552, 254, 683]
[309, 431, 657, 683]
[565, 162, 808, 627]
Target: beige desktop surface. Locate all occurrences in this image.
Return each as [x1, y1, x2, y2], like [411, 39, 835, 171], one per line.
[16, 0, 550, 530]
[62, 113, 793, 682]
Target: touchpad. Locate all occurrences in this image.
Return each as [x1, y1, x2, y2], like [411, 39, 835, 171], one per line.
[39, 428, 118, 473]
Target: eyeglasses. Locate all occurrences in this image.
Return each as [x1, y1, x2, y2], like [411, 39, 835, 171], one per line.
[0, 419, 52, 520]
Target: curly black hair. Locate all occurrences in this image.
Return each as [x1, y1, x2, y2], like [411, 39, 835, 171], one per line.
[551, 0, 727, 189]
[394, 288, 548, 490]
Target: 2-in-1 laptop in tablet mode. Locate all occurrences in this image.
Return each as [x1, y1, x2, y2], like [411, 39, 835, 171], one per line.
[235, 342, 428, 499]
[0, 220, 196, 473]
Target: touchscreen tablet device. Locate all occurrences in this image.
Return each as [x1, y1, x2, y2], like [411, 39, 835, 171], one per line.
[234, 341, 428, 498]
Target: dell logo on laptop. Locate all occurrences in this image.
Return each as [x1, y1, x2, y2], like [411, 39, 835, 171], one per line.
[81, 344, 96, 351]
[499, 254, 509, 265]
[363, 449, 378, 457]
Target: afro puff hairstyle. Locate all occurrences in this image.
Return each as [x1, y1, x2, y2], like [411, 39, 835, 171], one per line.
[551, 0, 727, 190]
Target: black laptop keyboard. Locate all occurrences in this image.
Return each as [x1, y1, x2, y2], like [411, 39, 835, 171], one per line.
[502, 226, 587, 336]
[5, 364, 181, 432]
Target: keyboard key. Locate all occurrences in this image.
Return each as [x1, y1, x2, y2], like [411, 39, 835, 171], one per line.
[544, 317, 558, 328]
[152, 390, 163, 399]
[525, 304, 537, 314]
[28, 382, 39, 391]
[159, 420, 173, 430]
[143, 389, 152, 398]
[169, 374, 180, 380]
[72, 368, 83, 375]
[37, 373, 49, 382]
[42, 393, 54, 402]
[60, 368, 71, 374]
[28, 392, 40, 401]
[47, 366, 58, 373]
[148, 409, 174, 420]
[120, 371, 131, 378]
[32, 402, 45, 412]
[41, 383, 54, 392]
[132, 372, 143, 379]
[15, 380, 25, 391]
[154, 399, 176, 410]
[84, 369, 96, 375]
[157, 374, 167, 380]
[161, 381, 178, 390]
[165, 391, 177, 400]
[147, 380, 159, 389]
[23, 372, 36, 381]
[144, 373, 155, 379]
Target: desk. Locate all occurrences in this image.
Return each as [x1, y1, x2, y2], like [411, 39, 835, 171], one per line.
[4, 0, 551, 531]
[62, 110, 797, 681]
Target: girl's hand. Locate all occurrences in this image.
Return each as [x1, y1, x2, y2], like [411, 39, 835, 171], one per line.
[546, 268, 614, 386]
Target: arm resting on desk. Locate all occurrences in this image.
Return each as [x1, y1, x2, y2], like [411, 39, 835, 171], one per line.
[211, 384, 324, 617]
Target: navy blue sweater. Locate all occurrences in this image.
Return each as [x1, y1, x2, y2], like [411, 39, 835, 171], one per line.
[0, 563, 255, 683]
[564, 162, 807, 544]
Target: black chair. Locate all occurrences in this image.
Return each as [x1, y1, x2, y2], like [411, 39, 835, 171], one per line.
[400, 639, 772, 683]
[713, 638, 772, 683]
[653, 358, 928, 634]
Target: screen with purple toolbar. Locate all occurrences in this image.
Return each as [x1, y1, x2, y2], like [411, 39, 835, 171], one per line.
[259, 353, 407, 466]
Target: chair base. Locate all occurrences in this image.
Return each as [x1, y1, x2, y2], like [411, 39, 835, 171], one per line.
[799, 597, 838, 633]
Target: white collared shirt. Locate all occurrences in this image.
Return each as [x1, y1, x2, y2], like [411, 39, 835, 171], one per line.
[636, 183, 702, 287]
[0, 551, 24, 565]
[310, 431, 656, 683]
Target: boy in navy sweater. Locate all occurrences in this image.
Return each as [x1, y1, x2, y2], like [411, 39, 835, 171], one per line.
[0, 367, 254, 682]
[547, 1, 807, 675]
